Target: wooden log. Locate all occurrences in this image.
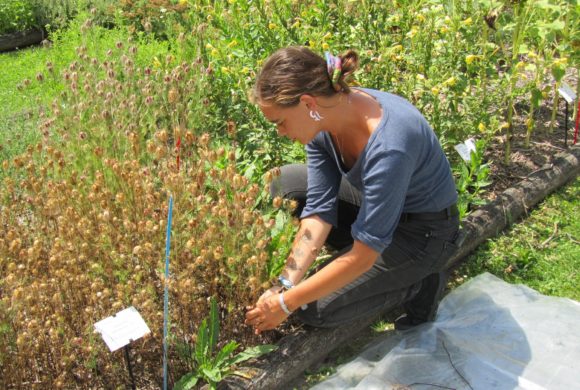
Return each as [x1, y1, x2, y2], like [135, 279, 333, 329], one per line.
[220, 145, 580, 390]
[0, 28, 45, 52]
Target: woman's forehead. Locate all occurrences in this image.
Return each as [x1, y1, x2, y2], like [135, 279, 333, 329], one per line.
[259, 103, 283, 123]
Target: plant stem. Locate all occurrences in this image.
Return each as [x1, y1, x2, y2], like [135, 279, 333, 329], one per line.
[548, 80, 561, 134]
[504, 2, 526, 165]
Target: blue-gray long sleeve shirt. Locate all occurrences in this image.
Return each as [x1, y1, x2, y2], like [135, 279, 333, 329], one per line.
[300, 88, 458, 253]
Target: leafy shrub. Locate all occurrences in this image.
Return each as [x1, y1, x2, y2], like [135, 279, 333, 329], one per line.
[0, 0, 36, 34]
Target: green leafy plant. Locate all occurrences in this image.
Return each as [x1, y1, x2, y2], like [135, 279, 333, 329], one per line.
[0, 0, 36, 34]
[455, 138, 492, 218]
[174, 297, 277, 390]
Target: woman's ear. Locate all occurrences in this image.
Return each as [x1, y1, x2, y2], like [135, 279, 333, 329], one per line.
[299, 94, 316, 110]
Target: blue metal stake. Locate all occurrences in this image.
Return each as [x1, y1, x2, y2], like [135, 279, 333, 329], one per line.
[163, 196, 174, 390]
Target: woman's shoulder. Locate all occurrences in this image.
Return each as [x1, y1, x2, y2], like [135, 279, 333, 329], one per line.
[360, 88, 420, 117]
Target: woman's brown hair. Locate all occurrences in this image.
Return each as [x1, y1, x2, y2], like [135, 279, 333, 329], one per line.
[252, 46, 359, 107]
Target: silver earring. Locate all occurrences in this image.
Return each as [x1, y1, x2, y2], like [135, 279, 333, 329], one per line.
[309, 110, 324, 121]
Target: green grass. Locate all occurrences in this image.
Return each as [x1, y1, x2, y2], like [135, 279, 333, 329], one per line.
[454, 176, 580, 301]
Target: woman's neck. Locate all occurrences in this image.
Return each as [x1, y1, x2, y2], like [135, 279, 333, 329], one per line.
[316, 89, 382, 169]
[324, 90, 381, 142]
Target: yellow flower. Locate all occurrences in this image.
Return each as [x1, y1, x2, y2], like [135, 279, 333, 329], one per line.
[443, 76, 456, 87]
[178, 0, 188, 5]
[465, 54, 479, 65]
[552, 57, 568, 66]
[291, 20, 300, 29]
[268, 23, 277, 30]
[322, 42, 330, 50]
[416, 14, 426, 23]
[227, 40, 238, 48]
[461, 17, 472, 26]
[323, 32, 332, 40]
[205, 43, 213, 49]
[416, 74, 425, 80]
[211, 48, 218, 57]
[431, 86, 440, 95]
[478, 122, 486, 132]
[221, 66, 229, 74]
[309, 39, 316, 48]
[153, 56, 161, 68]
[440, 25, 449, 33]
[392, 44, 403, 52]
[406, 26, 418, 38]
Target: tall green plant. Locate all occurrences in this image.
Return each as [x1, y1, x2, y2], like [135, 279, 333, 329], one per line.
[174, 297, 277, 390]
[455, 138, 492, 218]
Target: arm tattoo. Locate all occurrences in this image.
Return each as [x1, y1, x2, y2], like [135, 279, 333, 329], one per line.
[286, 255, 303, 271]
[285, 229, 314, 272]
[292, 247, 305, 258]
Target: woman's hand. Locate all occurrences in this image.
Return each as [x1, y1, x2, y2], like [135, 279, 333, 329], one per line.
[245, 292, 289, 334]
[257, 285, 283, 304]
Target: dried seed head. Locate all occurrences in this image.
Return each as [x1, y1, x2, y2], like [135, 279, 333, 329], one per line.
[272, 196, 283, 208]
[168, 88, 178, 104]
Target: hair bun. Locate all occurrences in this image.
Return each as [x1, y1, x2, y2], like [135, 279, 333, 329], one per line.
[338, 50, 359, 91]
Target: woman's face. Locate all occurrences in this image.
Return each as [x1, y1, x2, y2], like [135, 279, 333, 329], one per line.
[258, 99, 320, 145]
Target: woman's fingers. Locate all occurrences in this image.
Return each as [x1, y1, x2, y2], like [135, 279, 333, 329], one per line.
[245, 308, 262, 324]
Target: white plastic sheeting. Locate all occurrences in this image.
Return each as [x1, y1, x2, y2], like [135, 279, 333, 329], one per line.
[312, 273, 580, 390]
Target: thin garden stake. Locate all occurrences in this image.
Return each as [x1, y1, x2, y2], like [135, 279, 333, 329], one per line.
[124, 344, 136, 390]
[574, 100, 579, 145]
[163, 196, 174, 390]
[176, 137, 182, 171]
[565, 101, 569, 147]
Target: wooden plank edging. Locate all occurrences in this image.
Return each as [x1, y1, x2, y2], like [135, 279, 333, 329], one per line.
[0, 28, 45, 52]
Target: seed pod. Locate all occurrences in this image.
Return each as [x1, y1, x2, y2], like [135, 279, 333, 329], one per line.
[168, 88, 178, 104]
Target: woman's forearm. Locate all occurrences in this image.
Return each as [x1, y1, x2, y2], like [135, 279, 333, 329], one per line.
[283, 240, 378, 312]
[280, 215, 332, 285]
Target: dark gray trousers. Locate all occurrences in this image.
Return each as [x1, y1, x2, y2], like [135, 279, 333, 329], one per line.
[272, 164, 460, 328]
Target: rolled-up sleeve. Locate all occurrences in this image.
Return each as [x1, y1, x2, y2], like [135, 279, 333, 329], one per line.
[351, 150, 414, 253]
[300, 139, 342, 226]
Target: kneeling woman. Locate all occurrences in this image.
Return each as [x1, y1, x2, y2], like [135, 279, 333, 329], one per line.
[245, 47, 461, 333]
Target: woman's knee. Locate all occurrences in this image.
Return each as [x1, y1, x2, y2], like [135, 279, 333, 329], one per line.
[269, 164, 307, 198]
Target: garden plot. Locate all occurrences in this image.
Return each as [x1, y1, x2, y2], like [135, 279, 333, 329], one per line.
[1, 1, 579, 389]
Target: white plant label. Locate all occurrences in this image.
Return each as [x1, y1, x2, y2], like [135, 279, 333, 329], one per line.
[454, 138, 477, 162]
[94, 306, 151, 352]
[558, 83, 576, 104]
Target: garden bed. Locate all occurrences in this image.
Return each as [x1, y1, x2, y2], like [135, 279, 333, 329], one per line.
[1, 1, 578, 388]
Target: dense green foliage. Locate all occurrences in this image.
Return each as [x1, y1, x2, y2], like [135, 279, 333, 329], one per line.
[0, 0, 35, 34]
